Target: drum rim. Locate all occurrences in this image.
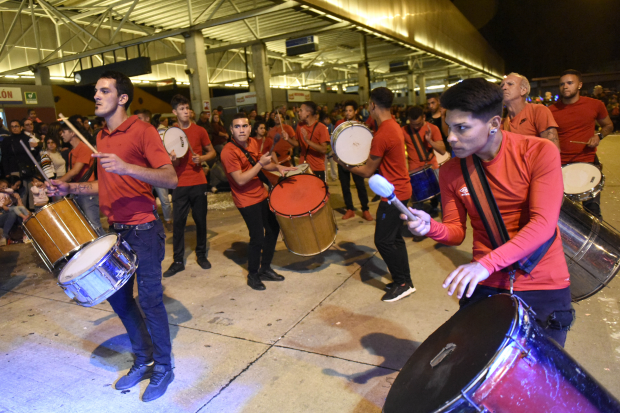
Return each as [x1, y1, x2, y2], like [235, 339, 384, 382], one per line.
[331, 121, 373, 167]
[23, 197, 75, 225]
[268, 174, 329, 217]
[562, 162, 604, 196]
[58, 233, 120, 284]
[163, 126, 189, 156]
[408, 164, 435, 176]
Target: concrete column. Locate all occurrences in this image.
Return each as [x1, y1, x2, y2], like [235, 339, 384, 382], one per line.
[358, 63, 370, 104]
[418, 74, 426, 104]
[34, 66, 51, 85]
[320, 82, 327, 93]
[336, 84, 343, 94]
[184, 30, 211, 116]
[251, 42, 272, 114]
[407, 72, 417, 106]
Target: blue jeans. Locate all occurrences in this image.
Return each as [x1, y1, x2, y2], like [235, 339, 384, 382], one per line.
[154, 187, 172, 222]
[107, 218, 172, 368]
[74, 194, 103, 235]
[0, 210, 17, 238]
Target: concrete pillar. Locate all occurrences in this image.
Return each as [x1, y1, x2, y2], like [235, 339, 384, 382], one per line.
[251, 42, 272, 114]
[34, 66, 51, 85]
[407, 72, 417, 106]
[320, 82, 327, 93]
[358, 63, 370, 104]
[336, 84, 343, 94]
[184, 30, 211, 116]
[418, 74, 426, 104]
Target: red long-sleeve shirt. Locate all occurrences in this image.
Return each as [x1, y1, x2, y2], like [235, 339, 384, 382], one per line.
[427, 131, 569, 291]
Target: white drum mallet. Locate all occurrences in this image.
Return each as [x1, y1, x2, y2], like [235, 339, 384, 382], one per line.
[369, 174, 418, 221]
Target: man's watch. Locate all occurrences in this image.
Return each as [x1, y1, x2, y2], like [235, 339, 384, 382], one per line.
[598, 132, 604, 140]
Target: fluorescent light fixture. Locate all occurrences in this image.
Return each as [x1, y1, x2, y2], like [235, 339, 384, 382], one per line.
[5, 75, 19, 79]
[21, 75, 35, 79]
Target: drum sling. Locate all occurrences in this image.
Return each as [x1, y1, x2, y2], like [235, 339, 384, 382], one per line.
[460, 155, 556, 282]
[229, 140, 273, 190]
[300, 122, 319, 163]
[409, 125, 435, 163]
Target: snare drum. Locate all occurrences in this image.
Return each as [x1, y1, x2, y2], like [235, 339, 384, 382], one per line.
[383, 294, 620, 413]
[562, 162, 605, 202]
[284, 163, 312, 177]
[163, 127, 189, 157]
[409, 166, 440, 203]
[58, 234, 138, 307]
[559, 196, 620, 302]
[23, 198, 98, 271]
[331, 121, 373, 166]
[269, 174, 337, 256]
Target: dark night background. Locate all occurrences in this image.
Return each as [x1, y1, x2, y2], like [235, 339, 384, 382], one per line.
[452, 0, 620, 79]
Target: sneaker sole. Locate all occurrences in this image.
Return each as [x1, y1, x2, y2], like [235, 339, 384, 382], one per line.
[382, 287, 416, 302]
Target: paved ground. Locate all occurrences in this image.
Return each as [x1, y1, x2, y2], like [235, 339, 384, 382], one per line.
[2, 136, 620, 412]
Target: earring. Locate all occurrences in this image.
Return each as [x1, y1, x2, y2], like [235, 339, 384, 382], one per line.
[490, 129, 497, 134]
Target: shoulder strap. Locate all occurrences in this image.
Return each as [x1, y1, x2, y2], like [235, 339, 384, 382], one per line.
[230, 140, 273, 189]
[300, 121, 320, 161]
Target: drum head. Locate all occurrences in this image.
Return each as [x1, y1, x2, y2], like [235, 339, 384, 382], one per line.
[269, 174, 328, 217]
[163, 127, 189, 157]
[332, 122, 373, 166]
[563, 163, 602, 195]
[383, 294, 517, 413]
[58, 234, 118, 283]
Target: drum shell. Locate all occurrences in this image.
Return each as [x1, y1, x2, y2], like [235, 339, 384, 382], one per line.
[409, 166, 440, 203]
[58, 234, 137, 307]
[559, 197, 620, 302]
[23, 198, 98, 270]
[383, 295, 620, 413]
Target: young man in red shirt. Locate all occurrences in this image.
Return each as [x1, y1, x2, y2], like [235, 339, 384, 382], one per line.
[335, 100, 372, 221]
[48, 71, 178, 401]
[549, 69, 613, 219]
[402, 106, 445, 213]
[164, 95, 216, 277]
[500, 72, 559, 148]
[221, 113, 294, 290]
[283, 101, 330, 181]
[268, 113, 295, 166]
[336, 87, 414, 302]
[57, 123, 103, 234]
[404, 78, 574, 346]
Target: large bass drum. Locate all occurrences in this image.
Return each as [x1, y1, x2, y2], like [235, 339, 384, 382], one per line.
[559, 196, 620, 302]
[383, 294, 620, 413]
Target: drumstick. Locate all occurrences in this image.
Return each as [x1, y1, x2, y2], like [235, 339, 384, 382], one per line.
[58, 113, 98, 154]
[570, 141, 588, 144]
[268, 133, 281, 156]
[19, 140, 53, 186]
[369, 175, 417, 221]
[277, 112, 284, 134]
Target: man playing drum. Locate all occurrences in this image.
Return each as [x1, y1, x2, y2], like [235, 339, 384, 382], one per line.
[220, 113, 295, 290]
[336, 87, 415, 303]
[403, 78, 574, 346]
[164, 94, 216, 278]
[334, 101, 372, 221]
[500, 72, 560, 148]
[549, 69, 613, 219]
[267, 113, 294, 166]
[283, 101, 330, 181]
[402, 106, 445, 213]
[47, 71, 178, 401]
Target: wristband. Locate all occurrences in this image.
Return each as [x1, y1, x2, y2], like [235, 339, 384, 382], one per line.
[258, 161, 265, 167]
[598, 132, 604, 140]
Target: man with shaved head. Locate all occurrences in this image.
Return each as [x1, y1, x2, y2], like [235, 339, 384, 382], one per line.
[500, 73, 560, 149]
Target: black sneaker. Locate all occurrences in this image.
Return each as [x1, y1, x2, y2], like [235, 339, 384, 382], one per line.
[381, 283, 416, 302]
[259, 267, 285, 281]
[247, 272, 266, 290]
[384, 282, 396, 291]
[115, 361, 154, 390]
[163, 262, 184, 278]
[142, 365, 174, 402]
[197, 256, 212, 270]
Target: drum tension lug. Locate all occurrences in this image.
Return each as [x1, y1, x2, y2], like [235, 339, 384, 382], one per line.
[506, 334, 533, 362]
[460, 390, 487, 412]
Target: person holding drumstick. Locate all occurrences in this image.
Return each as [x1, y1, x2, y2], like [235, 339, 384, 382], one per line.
[220, 113, 295, 291]
[335, 100, 372, 221]
[336, 87, 415, 303]
[549, 69, 613, 219]
[267, 111, 295, 166]
[402, 78, 574, 346]
[163, 94, 216, 278]
[47, 71, 178, 401]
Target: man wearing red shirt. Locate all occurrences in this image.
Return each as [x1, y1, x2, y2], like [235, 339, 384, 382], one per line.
[251, 120, 273, 155]
[500, 73, 559, 148]
[58, 123, 103, 234]
[48, 71, 178, 401]
[164, 95, 216, 278]
[404, 78, 574, 346]
[284, 101, 329, 181]
[268, 114, 294, 166]
[337, 87, 414, 302]
[550, 69, 613, 219]
[221, 113, 294, 290]
[335, 100, 372, 221]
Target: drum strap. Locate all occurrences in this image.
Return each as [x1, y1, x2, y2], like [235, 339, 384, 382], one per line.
[300, 121, 319, 162]
[409, 125, 434, 163]
[229, 140, 273, 190]
[460, 155, 557, 275]
[69, 151, 97, 182]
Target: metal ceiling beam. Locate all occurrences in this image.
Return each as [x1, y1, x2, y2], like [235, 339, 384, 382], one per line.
[108, 0, 139, 44]
[0, 0, 28, 58]
[0, 1, 300, 76]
